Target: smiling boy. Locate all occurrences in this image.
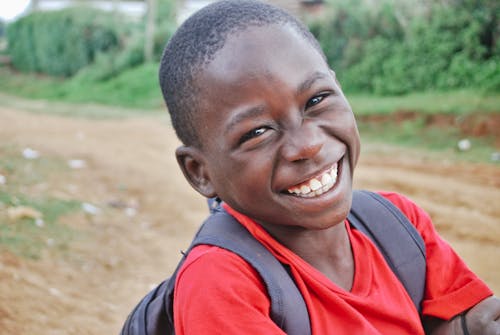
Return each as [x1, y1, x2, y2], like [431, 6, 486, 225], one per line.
[158, 1, 499, 334]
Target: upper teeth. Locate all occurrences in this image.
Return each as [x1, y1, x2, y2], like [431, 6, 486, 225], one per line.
[287, 164, 338, 198]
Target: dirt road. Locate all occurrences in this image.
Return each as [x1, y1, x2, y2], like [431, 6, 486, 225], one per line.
[0, 105, 498, 334]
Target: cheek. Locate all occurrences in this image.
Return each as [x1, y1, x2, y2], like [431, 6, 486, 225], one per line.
[351, 122, 361, 165]
[341, 115, 360, 169]
[212, 159, 274, 217]
[321, 111, 360, 166]
[210, 153, 271, 196]
[322, 110, 359, 141]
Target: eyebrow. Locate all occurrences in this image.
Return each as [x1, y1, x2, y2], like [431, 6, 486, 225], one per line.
[296, 71, 330, 95]
[225, 105, 265, 134]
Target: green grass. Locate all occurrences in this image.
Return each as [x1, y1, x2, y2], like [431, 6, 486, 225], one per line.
[0, 191, 81, 259]
[358, 119, 498, 163]
[64, 62, 164, 109]
[0, 144, 68, 184]
[348, 90, 500, 116]
[345, 91, 500, 164]
[2, 64, 499, 116]
[0, 63, 164, 111]
[0, 145, 82, 258]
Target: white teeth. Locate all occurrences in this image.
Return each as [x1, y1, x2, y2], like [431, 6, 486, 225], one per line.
[287, 163, 339, 198]
[309, 179, 322, 191]
[321, 173, 333, 186]
[331, 165, 338, 179]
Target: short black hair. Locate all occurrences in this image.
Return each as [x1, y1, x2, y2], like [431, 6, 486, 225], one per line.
[159, 0, 324, 147]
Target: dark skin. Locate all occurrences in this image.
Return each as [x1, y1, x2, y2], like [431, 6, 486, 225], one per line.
[178, 24, 359, 290]
[175, 24, 500, 334]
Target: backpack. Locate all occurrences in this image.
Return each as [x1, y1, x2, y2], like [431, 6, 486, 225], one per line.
[120, 190, 426, 335]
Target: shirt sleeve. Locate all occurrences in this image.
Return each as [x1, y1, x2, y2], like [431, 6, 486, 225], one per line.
[174, 245, 287, 335]
[379, 191, 493, 320]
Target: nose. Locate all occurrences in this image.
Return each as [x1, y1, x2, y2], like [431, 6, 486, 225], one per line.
[280, 123, 323, 162]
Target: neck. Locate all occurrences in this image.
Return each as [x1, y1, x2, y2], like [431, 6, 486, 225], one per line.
[264, 221, 355, 291]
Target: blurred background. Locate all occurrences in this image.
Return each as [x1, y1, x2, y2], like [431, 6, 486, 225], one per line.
[0, 0, 498, 154]
[0, 1, 498, 334]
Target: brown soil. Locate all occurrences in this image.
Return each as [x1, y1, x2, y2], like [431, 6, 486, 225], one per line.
[0, 106, 498, 335]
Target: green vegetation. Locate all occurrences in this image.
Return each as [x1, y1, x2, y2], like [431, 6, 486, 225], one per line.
[2, 65, 499, 117]
[347, 92, 499, 163]
[348, 90, 500, 116]
[61, 63, 163, 109]
[5, 0, 176, 78]
[358, 120, 497, 163]
[0, 19, 5, 38]
[0, 146, 81, 258]
[6, 7, 121, 77]
[309, 0, 499, 95]
[0, 191, 80, 259]
[0, 64, 164, 111]
[1, 0, 177, 111]
[0, 0, 497, 164]
[0, 145, 67, 183]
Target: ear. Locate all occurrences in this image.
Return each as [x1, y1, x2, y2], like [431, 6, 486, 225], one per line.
[176, 145, 217, 198]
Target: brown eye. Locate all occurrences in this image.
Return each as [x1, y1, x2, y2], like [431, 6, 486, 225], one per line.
[239, 127, 267, 144]
[305, 93, 328, 109]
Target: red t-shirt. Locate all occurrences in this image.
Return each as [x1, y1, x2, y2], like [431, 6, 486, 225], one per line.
[173, 192, 492, 334]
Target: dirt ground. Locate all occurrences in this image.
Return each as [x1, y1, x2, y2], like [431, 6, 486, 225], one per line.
[0, 104, 498, 335]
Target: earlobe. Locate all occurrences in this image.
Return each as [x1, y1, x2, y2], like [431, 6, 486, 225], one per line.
[175, 146, 216, 198]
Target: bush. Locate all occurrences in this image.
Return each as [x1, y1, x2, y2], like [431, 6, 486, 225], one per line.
[64, 62, 163, 109]
[0, 19, 5, 38]
[72, 35, 146, 83]
[310, 0, 500, 94]
[6, 7, 120, 77]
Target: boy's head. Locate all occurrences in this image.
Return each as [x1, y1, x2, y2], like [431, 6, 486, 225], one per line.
[160, 0, 360, 230]
[159, 0, 323, 148]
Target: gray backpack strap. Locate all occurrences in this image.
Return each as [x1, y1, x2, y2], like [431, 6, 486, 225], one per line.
[347, 190, 426, 313]
[186, 210, 311, 335]
[121, 191, 427, 335]
[120, 207, 312, 335]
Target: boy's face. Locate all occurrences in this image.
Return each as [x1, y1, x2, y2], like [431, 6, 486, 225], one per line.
[178, 24, 360, 231]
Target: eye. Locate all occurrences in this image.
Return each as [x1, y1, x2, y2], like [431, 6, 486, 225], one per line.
[305, 93, 329, 109]
[239, 127, 268, 144]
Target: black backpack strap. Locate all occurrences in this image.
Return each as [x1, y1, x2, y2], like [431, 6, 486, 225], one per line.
[120, 278, 170, 335]
[169, 210, 311, 335]
[347, 190, 426, 313]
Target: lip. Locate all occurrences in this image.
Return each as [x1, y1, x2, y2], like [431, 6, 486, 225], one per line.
[276, 157, 348, 218]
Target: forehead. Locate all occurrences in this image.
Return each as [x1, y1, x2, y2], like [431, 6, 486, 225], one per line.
[201, 24, 326, 84]
[195, 24, 328, 106]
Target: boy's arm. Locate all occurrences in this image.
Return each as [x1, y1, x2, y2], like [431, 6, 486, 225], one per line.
[425, 296, 500, 335]
[379, 192, 497, 334]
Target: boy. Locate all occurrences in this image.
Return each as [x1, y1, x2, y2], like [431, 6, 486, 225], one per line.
[158, 0, 499, 334]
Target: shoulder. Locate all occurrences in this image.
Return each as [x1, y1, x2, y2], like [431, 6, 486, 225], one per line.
[375, 190, 434, 236]
[376, 191, 425, 216]
[372, 190, 451, 249]
[175, 245, 270, 309]
[176, 244, 266, 291]
[173, 245, 279, 334]
[375, 191, 494, 315]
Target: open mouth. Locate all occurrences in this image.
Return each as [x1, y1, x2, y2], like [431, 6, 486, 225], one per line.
[285, 161, 340, 198]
